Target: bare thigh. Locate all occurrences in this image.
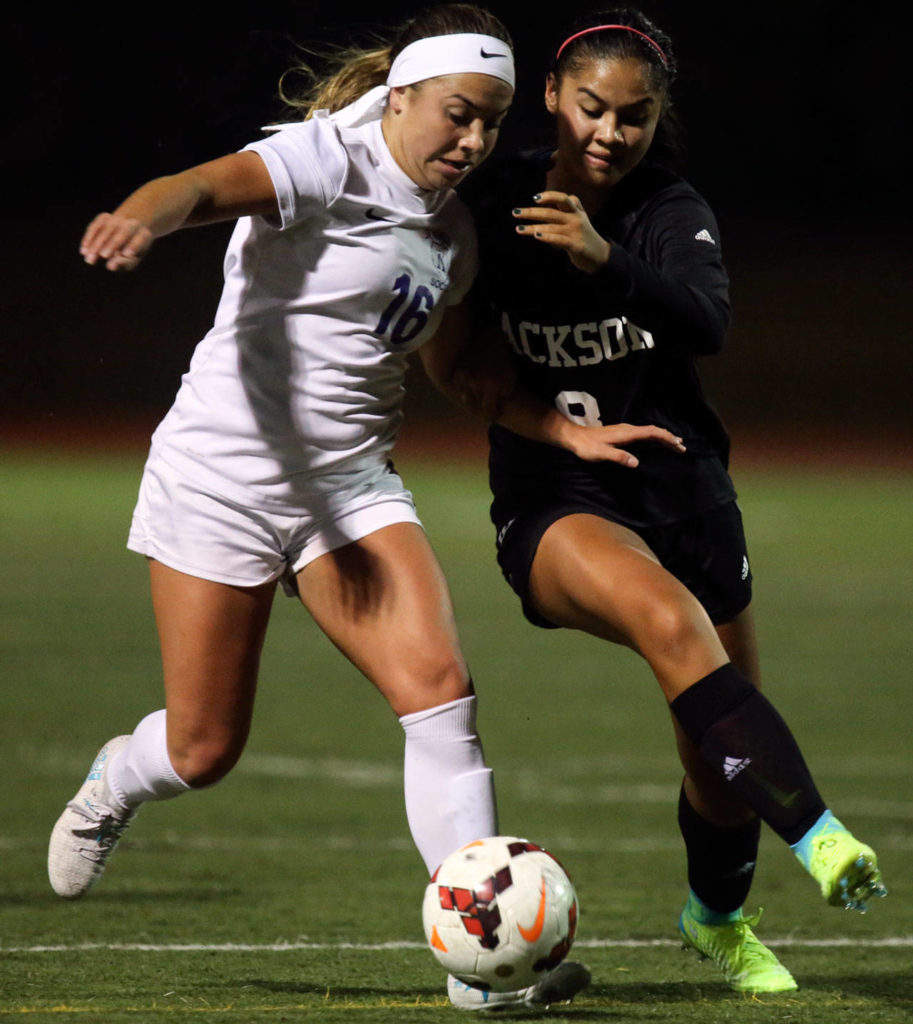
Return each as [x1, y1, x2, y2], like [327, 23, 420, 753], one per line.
[528, 514, 728, 700]
[295, 522, 470, 716]
[529, 513, 758, 826]
[149, 559, 276, 786]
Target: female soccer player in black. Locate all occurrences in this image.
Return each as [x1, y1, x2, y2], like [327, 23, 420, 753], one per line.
[457, 8, 886, 993]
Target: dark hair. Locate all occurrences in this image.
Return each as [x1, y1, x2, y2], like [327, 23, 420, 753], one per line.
[551, 8, 683, 168]
[282, 4, 513, 119]
[552, 7, 675, 90]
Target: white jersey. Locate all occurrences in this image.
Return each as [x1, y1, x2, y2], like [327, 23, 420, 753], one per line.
[150, 115, 477, 512]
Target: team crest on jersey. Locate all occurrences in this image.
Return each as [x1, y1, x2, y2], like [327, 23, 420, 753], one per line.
[424, 230, 452, 291]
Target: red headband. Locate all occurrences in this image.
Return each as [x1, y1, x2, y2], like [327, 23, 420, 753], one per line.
[556, 24, 668, 67]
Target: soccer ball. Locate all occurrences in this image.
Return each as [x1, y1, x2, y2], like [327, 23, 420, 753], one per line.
[422, 836, 578, 992]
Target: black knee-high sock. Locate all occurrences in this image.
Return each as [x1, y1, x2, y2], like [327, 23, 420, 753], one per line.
[678, 785, 761, 914]
[670, 664, 826, 846]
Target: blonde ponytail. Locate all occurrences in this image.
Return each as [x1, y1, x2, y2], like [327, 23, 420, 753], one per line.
[280, 45, 393, 120]
[279, 5, 512, 121]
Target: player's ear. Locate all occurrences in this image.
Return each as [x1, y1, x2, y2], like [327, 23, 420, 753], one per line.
[388, 85, 408, 116]
[544, 73, 559, 115]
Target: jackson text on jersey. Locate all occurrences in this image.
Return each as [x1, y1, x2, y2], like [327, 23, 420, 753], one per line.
[498, 310, 655, 368]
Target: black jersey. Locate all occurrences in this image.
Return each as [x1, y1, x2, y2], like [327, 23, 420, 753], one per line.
[463, 151, 736, 528]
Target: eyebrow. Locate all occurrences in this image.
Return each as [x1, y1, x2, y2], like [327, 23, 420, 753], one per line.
[576, 87, 655, 109]
[448, 93, 512, 116]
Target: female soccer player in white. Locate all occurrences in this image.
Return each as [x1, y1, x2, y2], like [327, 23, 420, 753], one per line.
[45, 10, 592, 1008]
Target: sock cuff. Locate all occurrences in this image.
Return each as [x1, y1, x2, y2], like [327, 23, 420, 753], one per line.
[686, 889, 743, 925]
[399, 694, 477, 741]
[790, 808, 838, 862]
[670, 663, 756, 744]
[108, 709, 191, 807]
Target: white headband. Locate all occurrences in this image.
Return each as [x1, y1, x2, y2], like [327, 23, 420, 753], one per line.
[317, 33, 513, 129]
[387, 33, 515, 89]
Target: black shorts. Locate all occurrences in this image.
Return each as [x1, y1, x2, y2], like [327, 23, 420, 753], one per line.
[493, 500, 752, 629]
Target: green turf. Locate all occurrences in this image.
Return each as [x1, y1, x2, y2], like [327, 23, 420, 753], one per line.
[1, 448, 910, 1022]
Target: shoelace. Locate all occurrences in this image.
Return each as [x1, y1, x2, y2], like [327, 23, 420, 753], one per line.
[66, 799, 132, 859]
[689, 911, 763, 961]
[737, 926, 775, 967]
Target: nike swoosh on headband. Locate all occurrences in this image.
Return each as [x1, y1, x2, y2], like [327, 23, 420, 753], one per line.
[480, 47, 509, 59]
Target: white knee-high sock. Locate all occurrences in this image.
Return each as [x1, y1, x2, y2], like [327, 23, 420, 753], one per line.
[400, 694, 498, 875]
[107, 709, 191, 810]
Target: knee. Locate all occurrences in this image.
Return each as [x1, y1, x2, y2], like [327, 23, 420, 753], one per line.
[167, 732, 246, 788]
[637, 598, 712, 663]
[387, 651, 471, 717]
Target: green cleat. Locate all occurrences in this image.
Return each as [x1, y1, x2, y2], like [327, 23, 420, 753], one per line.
[679, 907, 798, 993]
[801, 817, 887, 912]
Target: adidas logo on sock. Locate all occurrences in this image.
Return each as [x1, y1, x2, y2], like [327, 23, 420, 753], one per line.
[694, 228, 717, 244]
[723, 755, 751, 780]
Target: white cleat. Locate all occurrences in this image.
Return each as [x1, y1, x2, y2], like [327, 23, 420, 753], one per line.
[48, 736, 136, 899]
[447, 961, 591, 1011]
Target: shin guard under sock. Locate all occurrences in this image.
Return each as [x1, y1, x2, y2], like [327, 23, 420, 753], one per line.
[670, 665, 826, 845]
[400, 693, 497, 875]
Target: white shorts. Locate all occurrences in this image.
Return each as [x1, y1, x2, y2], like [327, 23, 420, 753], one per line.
[127, 454, 422, 596]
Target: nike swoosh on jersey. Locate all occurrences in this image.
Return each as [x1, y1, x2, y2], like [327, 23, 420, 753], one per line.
[480, 47, 509, 59]
[517, 878, 547, 943]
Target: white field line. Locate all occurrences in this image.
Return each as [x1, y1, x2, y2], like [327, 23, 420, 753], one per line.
[0, 835, 684, 855]
[33, 749, 912, 786]
[175, 756, 913, 819]
[3, 937, 913, 954]
[31, 751, 910, 817]
[6, 833, 913, 853]
[241, 754, 399, 787]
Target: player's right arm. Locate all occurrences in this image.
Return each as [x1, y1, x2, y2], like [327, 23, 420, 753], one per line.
[423, 305, 687, 466]
[495, 391, 686, 466]
[80, 151, 278, 272]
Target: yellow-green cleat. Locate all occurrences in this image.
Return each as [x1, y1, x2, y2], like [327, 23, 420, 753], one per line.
[679, 907, 798, 993]
[801, 816, 887, 912]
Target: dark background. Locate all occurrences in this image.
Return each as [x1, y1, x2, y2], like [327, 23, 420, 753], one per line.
[3, 1, 910, 451]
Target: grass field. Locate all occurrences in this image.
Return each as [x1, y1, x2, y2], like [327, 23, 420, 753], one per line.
[1, 445, 910, 1022]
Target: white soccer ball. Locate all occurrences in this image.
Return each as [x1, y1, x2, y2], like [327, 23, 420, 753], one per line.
[422, 836, 579, 992]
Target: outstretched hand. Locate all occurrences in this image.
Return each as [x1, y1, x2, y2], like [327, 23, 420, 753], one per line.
[563, 422, 686, 466]
[512, 191, 610, 273]
[80, 213, 154, 271]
